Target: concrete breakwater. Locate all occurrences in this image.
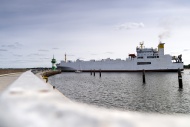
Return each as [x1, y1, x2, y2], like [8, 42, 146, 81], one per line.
[0, 69, 28, 75]
[41, 70, 61, 77]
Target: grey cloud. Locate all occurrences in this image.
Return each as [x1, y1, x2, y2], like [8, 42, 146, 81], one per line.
[52, 48, 59, 50]
[2, 45, 15, 48]
[91, 53, 98, 55]
[13, 54, 23, 57]
[28, 53, 39, 56]
[89, 52, 114, 55]
[0, 0, 63, 27]
[105, 52, 114, 54]
[91, 52, 114, 55]
[67, 54, 75, 56]
[0, 49, 7, 51]
[28, 53, 46, 57]
[158, 17, 180, 29]
[11, 60, 27, 63]
[14, 42, 23, 46]
[115, 22, 145, 30]
[41, 57, 50, 59]
[38, 49, 49, 52]
[11, 59, 42, 63]
[1, 42, 23, 49]
[184, 49, 190, 51]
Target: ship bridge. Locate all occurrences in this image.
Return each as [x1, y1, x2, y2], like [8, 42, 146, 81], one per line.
[136, 42, 162, 59]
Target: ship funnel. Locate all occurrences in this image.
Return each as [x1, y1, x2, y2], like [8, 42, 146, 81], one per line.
[158, 42, 165, 55]
[158, 42, 165, 49]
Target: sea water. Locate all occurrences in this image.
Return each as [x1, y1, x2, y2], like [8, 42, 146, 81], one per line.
[49, 70, 190, 114]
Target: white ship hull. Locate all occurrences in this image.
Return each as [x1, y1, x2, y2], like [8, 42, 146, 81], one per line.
[57, 57, 183, 72]
[57, 42, 184, 72]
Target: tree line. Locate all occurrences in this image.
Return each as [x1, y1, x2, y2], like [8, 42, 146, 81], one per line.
[184, 64, 190, 69]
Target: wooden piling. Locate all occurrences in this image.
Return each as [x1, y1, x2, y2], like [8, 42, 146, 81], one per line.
[99, 69, 101, 78]
[46, 77, 48, 83]
[178, 68, 183, 89]
[94, 70, 95, 76]
[90, 70, 92, 75]
[142, 69, 145, 84]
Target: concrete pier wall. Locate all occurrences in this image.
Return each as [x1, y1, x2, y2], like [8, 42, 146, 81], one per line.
[0, 71, 189, 127]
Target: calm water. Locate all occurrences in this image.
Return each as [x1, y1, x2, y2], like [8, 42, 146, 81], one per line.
[49, 70, 190, 114]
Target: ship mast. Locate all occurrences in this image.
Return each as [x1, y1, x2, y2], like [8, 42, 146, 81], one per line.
[65, 53, 67, 62]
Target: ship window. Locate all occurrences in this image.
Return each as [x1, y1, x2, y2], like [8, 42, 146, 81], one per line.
[137, 57, 143, 59]
[137, 62, 151, 65]
[147, 56, 154, 58]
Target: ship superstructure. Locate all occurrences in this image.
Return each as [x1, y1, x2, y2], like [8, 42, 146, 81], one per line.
[57, 42, 183, 72]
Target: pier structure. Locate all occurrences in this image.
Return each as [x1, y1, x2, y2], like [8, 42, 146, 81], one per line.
[178, 68, 183, 89]
[142, 69, 146, 83]
[0, 71, 189, 127]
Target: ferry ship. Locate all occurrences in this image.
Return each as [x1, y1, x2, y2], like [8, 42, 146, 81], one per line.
[56, 42, 183, 72]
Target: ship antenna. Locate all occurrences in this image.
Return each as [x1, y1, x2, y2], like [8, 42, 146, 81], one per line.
[140, 41, 144, 49]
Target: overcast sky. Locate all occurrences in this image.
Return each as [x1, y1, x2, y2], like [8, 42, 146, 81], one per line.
[1, 0, 190, 68]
